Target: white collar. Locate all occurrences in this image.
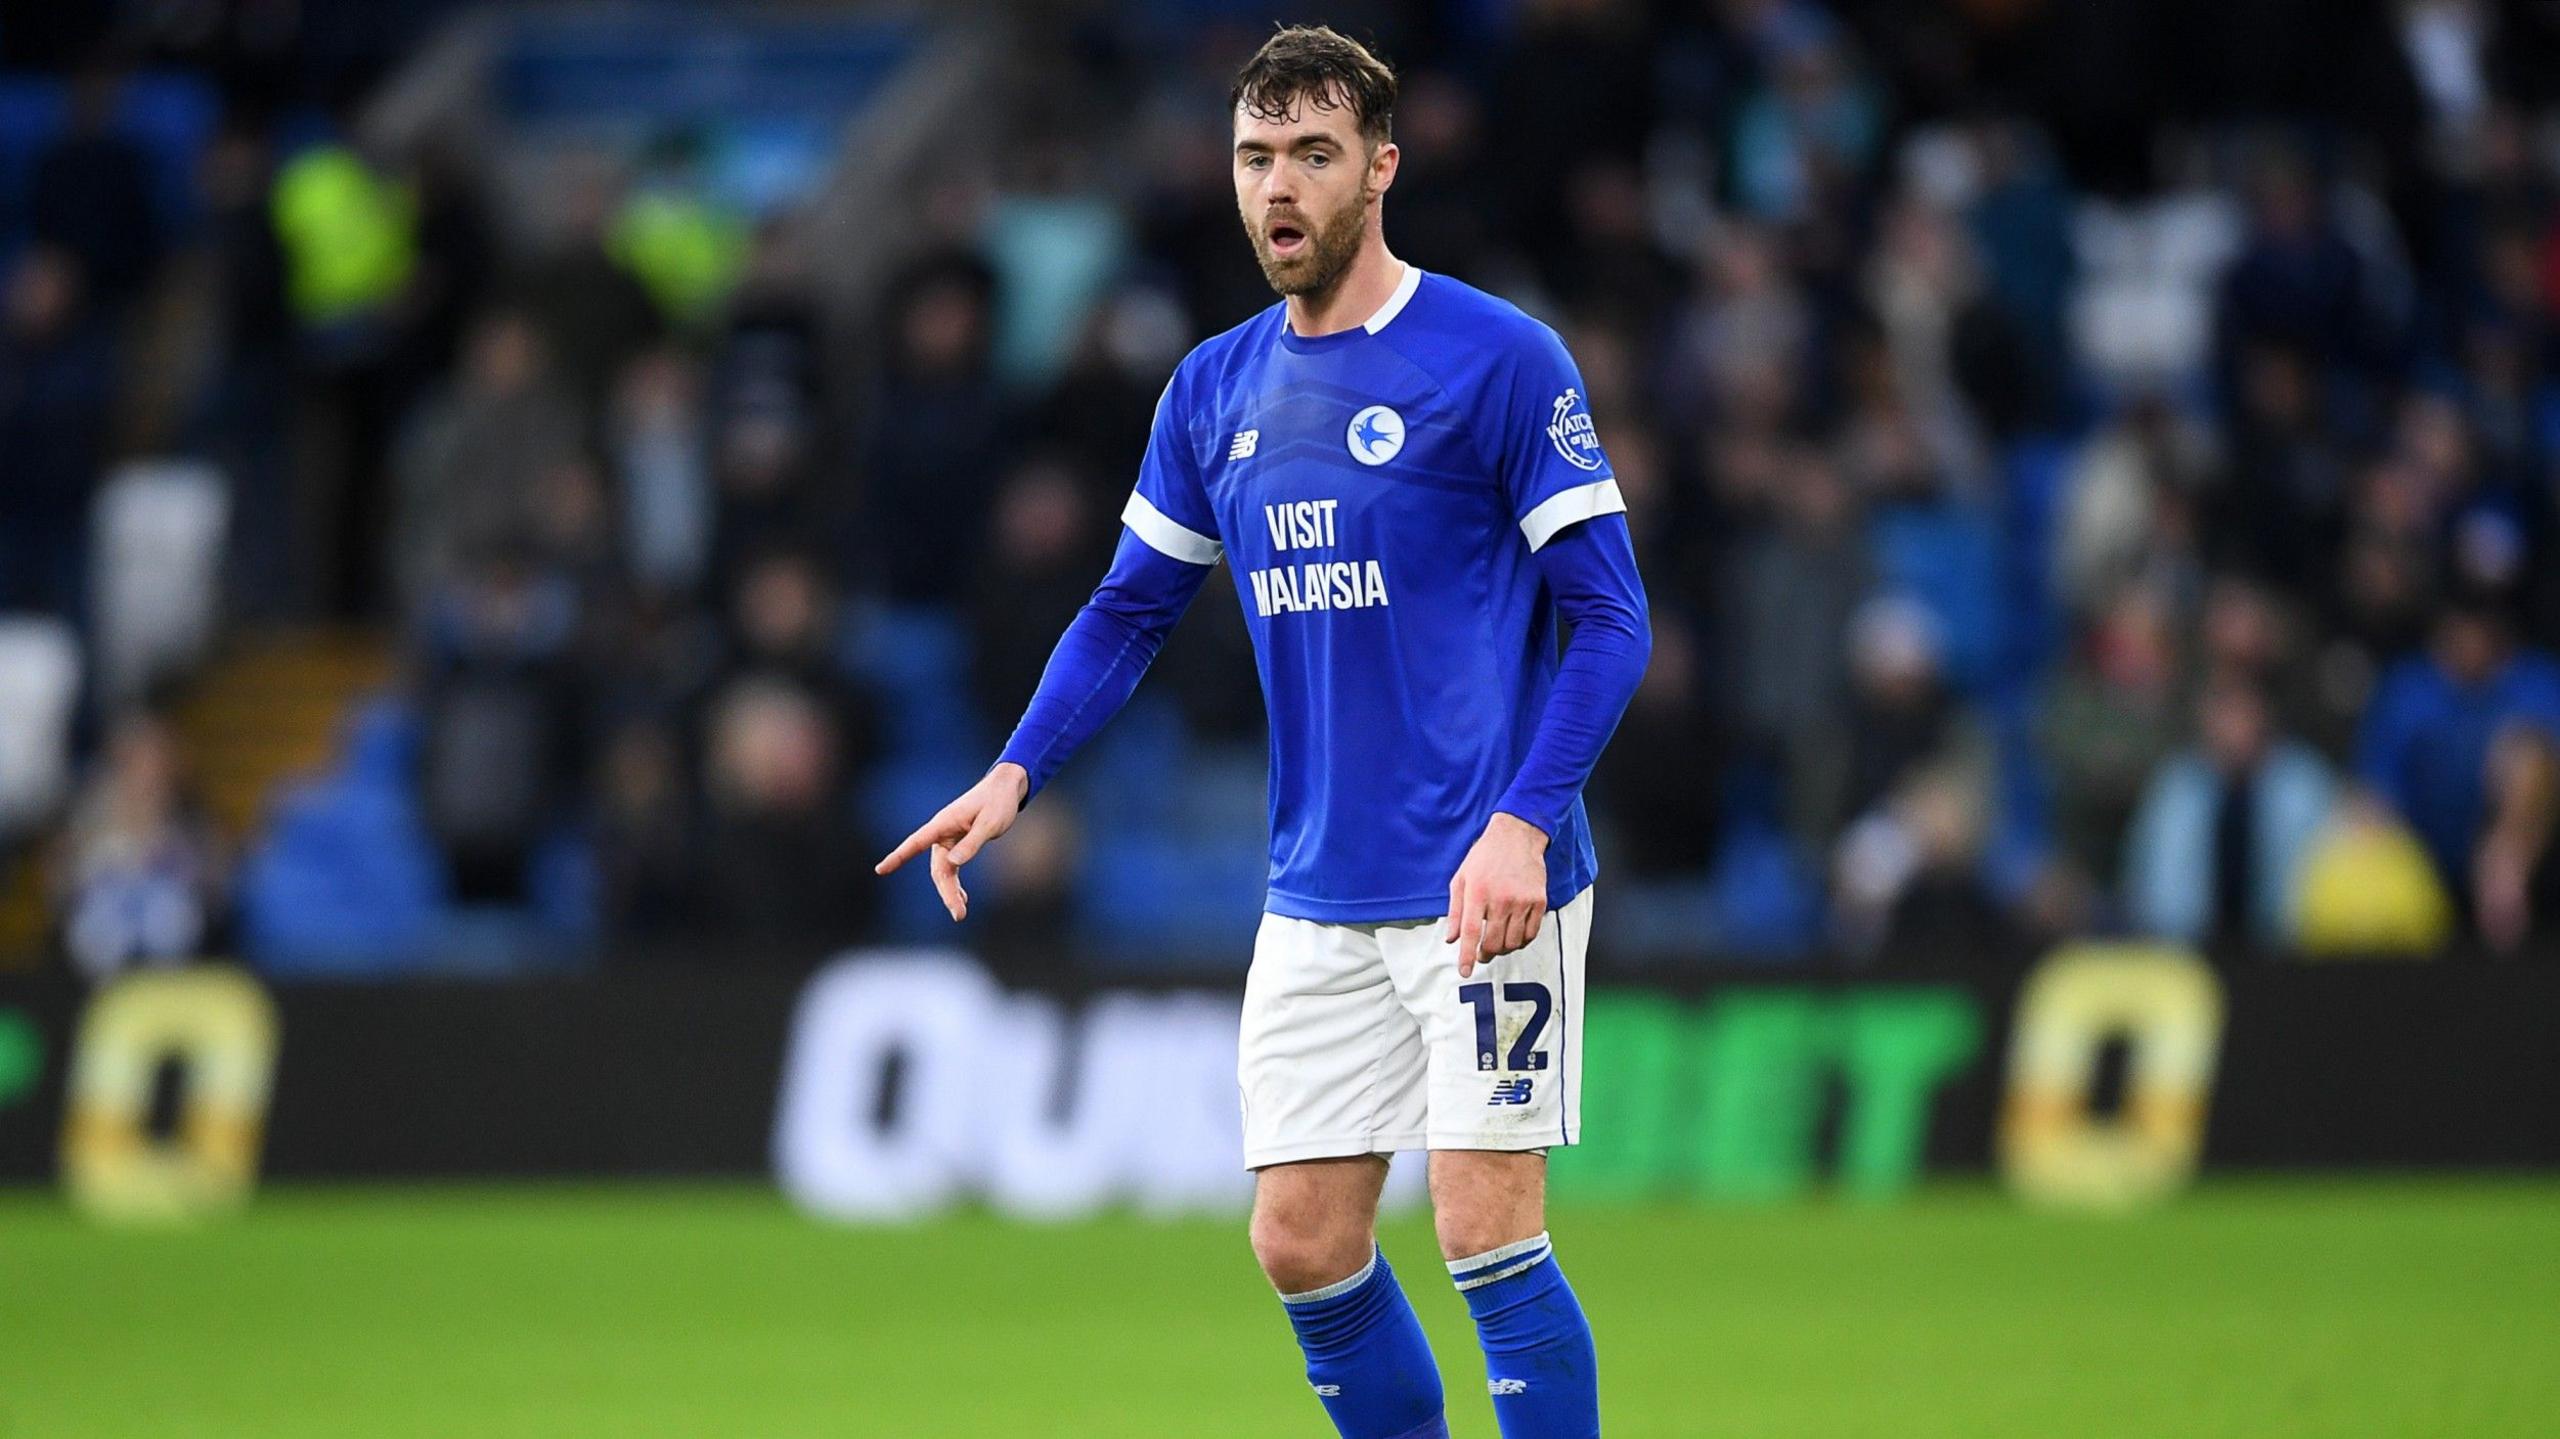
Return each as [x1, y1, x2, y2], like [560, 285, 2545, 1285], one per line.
[1362, 261, 1423, 334]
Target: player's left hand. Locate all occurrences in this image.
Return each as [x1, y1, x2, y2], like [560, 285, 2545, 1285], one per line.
[1444, 812, 1550, 978]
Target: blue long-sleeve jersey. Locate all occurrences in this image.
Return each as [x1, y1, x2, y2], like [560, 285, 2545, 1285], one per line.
[998, 265, 1651, 922]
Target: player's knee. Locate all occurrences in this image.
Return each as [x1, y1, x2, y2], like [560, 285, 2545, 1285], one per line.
[1249, 1209, 1372, 1296]
[1433, 1201, 1542, 1264]
[1429, 1153, 1547, 1261]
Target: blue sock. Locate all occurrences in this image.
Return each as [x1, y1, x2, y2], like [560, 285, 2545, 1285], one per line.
[1450, 1232, 1599, 1438]
[1278, 1248, 1449, 1439]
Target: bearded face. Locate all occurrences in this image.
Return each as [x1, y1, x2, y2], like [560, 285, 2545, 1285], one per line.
[1245, 175, 1372, 298]
[1233, 91, 1390, 305]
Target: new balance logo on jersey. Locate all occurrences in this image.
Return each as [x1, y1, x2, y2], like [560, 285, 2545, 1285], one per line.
[1311, 1384, 1341, 1397]
[1229, 429, 1259, 460]
[1489, 1078, 1536, 1106]
[1490, 1379, 1529, 1396]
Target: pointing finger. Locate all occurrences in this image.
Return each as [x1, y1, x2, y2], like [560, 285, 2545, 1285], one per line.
[878, 814, 960, 875]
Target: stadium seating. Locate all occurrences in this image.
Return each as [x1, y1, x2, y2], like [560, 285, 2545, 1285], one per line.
[235, 698, 448, 974]
[0, 71, 220, 266]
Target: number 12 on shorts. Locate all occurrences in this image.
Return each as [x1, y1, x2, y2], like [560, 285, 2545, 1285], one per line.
[1458, 982, 1552, 1072]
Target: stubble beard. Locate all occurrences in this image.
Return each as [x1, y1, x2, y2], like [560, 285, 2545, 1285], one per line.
[1249, 189, 1371, 301]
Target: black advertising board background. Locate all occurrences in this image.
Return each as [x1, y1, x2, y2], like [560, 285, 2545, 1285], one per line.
[2205, 962, 2560, 1166]
[0, 974, 77, 1184]
[258, 971, 802, 1178]
[1, 958, 2555, 1183]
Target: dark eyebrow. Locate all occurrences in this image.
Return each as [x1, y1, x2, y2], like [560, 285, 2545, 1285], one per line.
[1234, 134, 1345, 157]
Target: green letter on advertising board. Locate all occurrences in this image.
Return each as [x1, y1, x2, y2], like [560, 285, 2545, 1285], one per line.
[0, 1007, 39, 1109]
[1547, 997, 1687, 1202]
[1551, 988, 1981, 1204]
[1835, 993, 1980, 1200]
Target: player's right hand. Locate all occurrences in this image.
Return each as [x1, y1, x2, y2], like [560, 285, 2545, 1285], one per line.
[876, 763, 1031, 921]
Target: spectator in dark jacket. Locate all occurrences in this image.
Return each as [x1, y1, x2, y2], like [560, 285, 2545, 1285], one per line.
[691, 675, 872, 959]
[0, 249, 115, 620]
[30, 65, 163, 311]
[714, 546, 877, 775]
[510, 158, 663, 426]
[860, 252, 1008, 606]
[1587, 614, 1721, 878]
[415, 553, 586, 905]
[972, 459, 1110, 722]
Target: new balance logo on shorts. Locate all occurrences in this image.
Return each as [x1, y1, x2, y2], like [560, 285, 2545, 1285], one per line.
[1311, 1384, 1341, 1397]
[1488, 1078, 1536, 1106]
[1490, 1379, 1529, 1395]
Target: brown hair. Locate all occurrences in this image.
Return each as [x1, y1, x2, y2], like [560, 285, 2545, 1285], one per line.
[1230, 25, 1396, 147]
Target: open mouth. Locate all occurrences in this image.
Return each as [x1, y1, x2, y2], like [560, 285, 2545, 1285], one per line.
[1266, 220, 1308, 258]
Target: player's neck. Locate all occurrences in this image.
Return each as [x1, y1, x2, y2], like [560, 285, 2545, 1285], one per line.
[1285, 241, 1406, 339]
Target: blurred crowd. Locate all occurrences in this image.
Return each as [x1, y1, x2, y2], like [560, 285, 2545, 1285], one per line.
[13, 0, 2560, 975]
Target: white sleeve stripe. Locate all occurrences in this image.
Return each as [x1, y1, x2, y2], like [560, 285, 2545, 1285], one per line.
[1122, 490, 1223, 565]
[1518, 479, 1627, 552]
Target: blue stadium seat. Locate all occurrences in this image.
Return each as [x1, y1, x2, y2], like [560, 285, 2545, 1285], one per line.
[1867, 500, 2008, 697]
[843, 602, 986, 766]
[1701, 818, 1823, 961]
[1079, 831, 1266, 961]
[0, 71, 220, 264]
[1995, 435, 2075, 681]
[238, 766, 447, 976]
[1076, 740, 1268, 961]
[495, 12, 918, 128]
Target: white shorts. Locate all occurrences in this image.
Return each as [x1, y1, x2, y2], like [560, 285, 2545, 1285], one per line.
[1238, 885, 1592, 1168]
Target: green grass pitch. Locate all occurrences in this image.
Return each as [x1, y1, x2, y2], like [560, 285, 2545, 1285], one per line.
[4, 1178, 2554, 1436]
